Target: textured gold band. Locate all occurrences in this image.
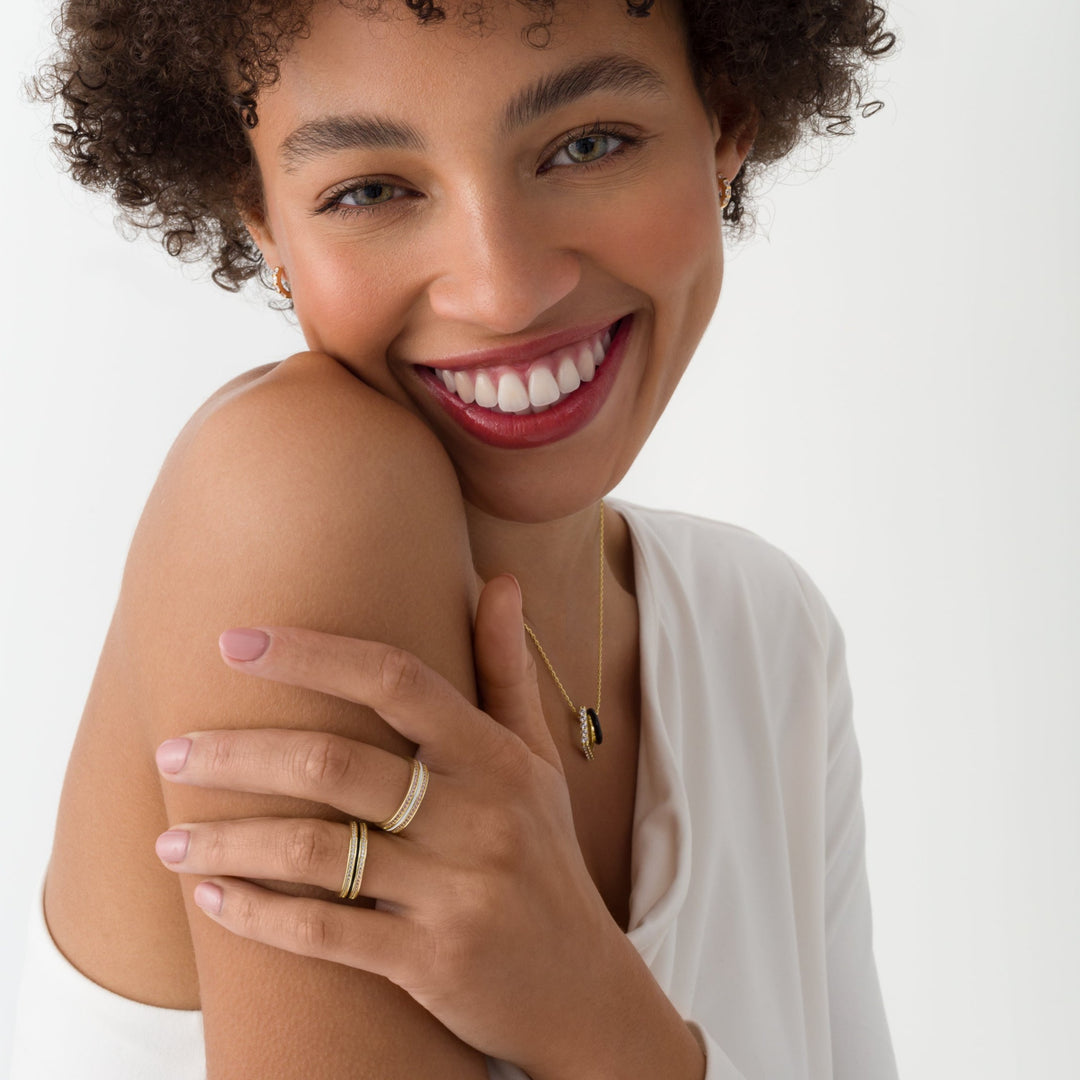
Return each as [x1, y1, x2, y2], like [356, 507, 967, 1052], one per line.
[339, 818, 359, 898]
[347, 821, 369, 901]
[377, 759, 429, 834]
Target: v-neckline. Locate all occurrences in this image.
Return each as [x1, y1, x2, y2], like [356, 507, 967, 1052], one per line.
[610, 501, 693, 964]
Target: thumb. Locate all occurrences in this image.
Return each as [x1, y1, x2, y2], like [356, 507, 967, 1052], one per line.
[473, 573, 563, 774]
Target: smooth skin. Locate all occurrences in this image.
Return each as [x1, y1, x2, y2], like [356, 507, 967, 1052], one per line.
[44, 0, 754, 1076]
[151, 577, 704, 1077]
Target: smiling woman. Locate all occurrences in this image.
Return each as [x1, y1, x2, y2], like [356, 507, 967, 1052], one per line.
[14, 1, 898, 1078]
[233, 2, 739, 523]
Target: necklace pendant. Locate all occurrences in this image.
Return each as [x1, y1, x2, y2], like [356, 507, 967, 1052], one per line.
[579, 706, 602, 760]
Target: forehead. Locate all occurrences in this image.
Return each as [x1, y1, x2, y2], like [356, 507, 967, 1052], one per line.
[252, 0, 692, 143]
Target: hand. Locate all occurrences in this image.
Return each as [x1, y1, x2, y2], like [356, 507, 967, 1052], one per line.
[153, 575, 621, 1074]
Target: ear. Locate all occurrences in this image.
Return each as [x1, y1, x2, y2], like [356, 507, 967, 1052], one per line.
[709, 91, 759, 183]
[238, 204, 283, 273]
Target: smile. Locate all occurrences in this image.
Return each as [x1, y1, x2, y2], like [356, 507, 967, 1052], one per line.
[428, 324, 615, 415]
[418, 317, 631, 449]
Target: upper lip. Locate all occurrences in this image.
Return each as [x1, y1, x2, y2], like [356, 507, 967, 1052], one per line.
[410, 317, 624, 372]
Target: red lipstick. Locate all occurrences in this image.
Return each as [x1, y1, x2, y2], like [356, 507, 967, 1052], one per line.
[417, 316, 631, 449]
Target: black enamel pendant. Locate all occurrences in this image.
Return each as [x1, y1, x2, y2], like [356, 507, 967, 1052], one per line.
[578, 706, 602, 760]
[586, 707, 603, 745]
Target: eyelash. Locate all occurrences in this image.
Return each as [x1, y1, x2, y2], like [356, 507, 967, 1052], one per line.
[314, 123, 643, 219]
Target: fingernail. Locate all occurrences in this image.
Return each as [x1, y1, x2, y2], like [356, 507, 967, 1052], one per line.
[219, 627, 270, 662]
[156, 738, 192, 774]
[505, 574, 523, 607]
[155, 829, 190, 863]
[194, 882, 223, 915]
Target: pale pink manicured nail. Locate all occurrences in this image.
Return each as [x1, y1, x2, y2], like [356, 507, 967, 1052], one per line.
[219, 627, 270, 661]
[155, 829, 190, 863]
[156, 738, 192, 774]
[194, 882, 223, 915]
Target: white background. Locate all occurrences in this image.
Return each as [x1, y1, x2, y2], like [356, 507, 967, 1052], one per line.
[3, 1, 1078, 1076]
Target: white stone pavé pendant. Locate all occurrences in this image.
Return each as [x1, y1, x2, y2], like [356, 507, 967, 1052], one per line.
[578, 706, 602, 760]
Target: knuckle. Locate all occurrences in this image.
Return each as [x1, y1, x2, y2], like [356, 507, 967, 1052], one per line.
[230, 888, 260, 928]
[406, 925, 440, 991]
[429, 885, 489, 980]
[474, 735, 534, 798]
[281, 821, 325, 879]
[292, 733, 352, 790]
[294, 905, 340, 952]
[478, 803, 526, 867]
[451, 870, 496, 918]
[376, 646, 422, 700]
[202, 826, 232, 866]
[494, 739, 534, 787]
[203, 731, 244, 775]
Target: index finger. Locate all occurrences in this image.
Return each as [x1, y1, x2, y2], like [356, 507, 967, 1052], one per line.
[217, 626, 493, 768]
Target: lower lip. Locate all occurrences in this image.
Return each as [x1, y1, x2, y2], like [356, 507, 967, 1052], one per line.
[417, 317, 632, 449]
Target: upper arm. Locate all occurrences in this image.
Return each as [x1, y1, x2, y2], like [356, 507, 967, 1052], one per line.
[115, 353, 487, 1078]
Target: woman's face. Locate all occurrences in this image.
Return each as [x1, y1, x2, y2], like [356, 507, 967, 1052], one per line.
[247, 0, 747, 522]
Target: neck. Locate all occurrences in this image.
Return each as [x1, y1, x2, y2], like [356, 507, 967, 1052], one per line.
[465, 498, 640, 766]
[464, 500, 608, 628]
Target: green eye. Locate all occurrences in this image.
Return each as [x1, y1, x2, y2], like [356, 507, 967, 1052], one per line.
[338, 182, 396, 207]
[550, 132, 625, 168]
[566, 135, 614, 163]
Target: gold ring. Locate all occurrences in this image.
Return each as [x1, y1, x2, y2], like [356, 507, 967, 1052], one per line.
[347, 821, 368, 901]
[377, 758, 429, 835]
[339, 818, 359, 898]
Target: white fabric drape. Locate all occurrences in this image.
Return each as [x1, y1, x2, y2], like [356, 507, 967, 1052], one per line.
[11, 502, 897, 1080]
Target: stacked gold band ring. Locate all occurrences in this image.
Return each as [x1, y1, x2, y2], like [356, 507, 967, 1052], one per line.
[377, 758, 429, 835]
[339, 819, 369, 901]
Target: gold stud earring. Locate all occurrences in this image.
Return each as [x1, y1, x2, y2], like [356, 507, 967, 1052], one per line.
[272, 266, 292, 299]
[717, 174, 733, 211]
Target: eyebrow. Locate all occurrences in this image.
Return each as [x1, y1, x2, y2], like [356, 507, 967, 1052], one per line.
[279, 115, 425, 172]
[500, 53, 668, 133]
[278, 52, 667, 171]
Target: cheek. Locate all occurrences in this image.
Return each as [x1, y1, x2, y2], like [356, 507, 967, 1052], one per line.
[288, 236, 417, 369]
[584, 165, 722, 418]
[586, 165, 723, 311]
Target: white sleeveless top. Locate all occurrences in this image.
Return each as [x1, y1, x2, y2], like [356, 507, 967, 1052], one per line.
[10, 502, 898, 1079]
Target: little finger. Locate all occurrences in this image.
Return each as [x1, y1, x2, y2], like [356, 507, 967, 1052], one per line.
[190, 876, 414, 985]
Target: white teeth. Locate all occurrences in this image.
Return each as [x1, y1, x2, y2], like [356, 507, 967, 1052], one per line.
[433, 322, 621, 412]
[474, 370, 498, 408]
[576, 342, 596, 383]
[497, 371, 530, 413]
[556, 355, 581, 394]
[527, 366, 561, 408]
[453, 370, 475, 404]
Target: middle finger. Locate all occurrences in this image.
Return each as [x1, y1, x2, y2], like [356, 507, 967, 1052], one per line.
[157, 729, 423, 829]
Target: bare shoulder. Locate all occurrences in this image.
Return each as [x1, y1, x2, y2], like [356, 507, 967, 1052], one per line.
[46, 350, 486, 1077]
[137, 349, 475, 666]
[170, 351, 461, 519]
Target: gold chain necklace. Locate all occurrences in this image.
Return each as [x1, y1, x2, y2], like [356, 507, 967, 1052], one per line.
[522, 499, 605, 761]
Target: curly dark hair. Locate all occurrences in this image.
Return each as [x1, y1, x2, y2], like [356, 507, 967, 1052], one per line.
[32, 0, 895, 292]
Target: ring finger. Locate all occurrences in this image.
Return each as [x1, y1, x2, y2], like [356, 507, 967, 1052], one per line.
[155, 816, 424, 905]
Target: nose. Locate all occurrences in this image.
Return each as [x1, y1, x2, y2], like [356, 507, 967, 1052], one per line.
[425, 191, 581, 334]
